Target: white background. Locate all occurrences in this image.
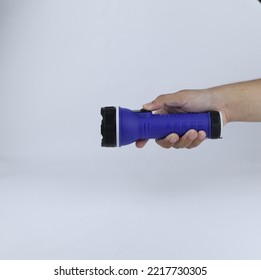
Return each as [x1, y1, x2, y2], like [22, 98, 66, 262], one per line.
[0, 0, 261, 259]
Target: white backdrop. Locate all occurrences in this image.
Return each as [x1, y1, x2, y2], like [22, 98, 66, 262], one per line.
[0, 0, 261, 259]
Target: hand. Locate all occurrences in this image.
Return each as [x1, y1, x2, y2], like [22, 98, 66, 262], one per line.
[136, 79, 261, 148]
[136, 89, 225, 149]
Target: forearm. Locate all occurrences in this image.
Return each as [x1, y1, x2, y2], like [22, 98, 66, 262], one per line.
[209, 79, 261, 123]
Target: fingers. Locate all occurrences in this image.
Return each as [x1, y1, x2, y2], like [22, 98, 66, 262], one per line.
[156, 130, 206, 149]
[187, 130, 206, 149]
[155, 134, 180, 149]
[135, 130, 206, 149]
[135, 139, 149, 148]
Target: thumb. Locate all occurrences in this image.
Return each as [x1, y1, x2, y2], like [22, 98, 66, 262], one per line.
[143, 93, 185, 111]
[142, 100, 165, 111]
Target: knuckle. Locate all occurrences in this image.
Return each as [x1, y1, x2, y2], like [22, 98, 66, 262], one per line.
[172, 145, 180, 149]
[155, 94, 168, 103]
[176, 89, 186, 95]
[172, 143, 183, 149]
[186, 146, 194, 149]
[156, 139, 168, 148]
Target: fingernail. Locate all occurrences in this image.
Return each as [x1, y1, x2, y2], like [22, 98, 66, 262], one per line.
[142, 102, 153, 110]
[170, 135, 178, 144]
[189, 131, 197, 140]
[199, 131, 206, 140]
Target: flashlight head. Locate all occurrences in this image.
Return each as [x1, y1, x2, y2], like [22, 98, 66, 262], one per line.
[101, 106, 117, 147]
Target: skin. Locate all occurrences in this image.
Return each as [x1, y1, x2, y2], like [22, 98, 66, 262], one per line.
[136, 79, 261, 149]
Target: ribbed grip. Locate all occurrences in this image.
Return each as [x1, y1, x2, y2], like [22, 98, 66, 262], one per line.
[140, 112, 214, 140]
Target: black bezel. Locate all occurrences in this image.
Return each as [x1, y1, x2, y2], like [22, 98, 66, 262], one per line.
[210, 111, 221, 139]
[101, 107, 117, 147]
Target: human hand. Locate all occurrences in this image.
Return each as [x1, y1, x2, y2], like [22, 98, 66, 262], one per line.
[136, 79, 261, 148]
[136, 89, 225, 149]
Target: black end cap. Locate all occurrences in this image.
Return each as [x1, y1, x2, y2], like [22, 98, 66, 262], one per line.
[101, 107, 117, 147]
[210, 111, 221, 139]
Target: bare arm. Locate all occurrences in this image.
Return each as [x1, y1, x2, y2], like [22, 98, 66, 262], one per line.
[209, 79, 261, 123]
[136, 79, 261, 149]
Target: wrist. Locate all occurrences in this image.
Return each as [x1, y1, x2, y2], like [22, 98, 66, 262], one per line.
[207, 86, 230, 125]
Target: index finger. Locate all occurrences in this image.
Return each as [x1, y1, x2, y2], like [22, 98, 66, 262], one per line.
[135, 139, 149, 148]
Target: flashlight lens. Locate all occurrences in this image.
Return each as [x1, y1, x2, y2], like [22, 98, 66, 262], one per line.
[101, 107, 117, 147]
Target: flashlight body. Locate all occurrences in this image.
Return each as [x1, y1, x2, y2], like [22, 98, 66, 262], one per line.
[119, 107, 222, 146]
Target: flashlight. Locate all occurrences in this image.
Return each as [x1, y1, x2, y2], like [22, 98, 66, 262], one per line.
[101, 107, 222, 147]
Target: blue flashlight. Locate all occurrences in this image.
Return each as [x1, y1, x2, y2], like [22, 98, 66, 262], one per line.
[101, 107, 222, 147]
